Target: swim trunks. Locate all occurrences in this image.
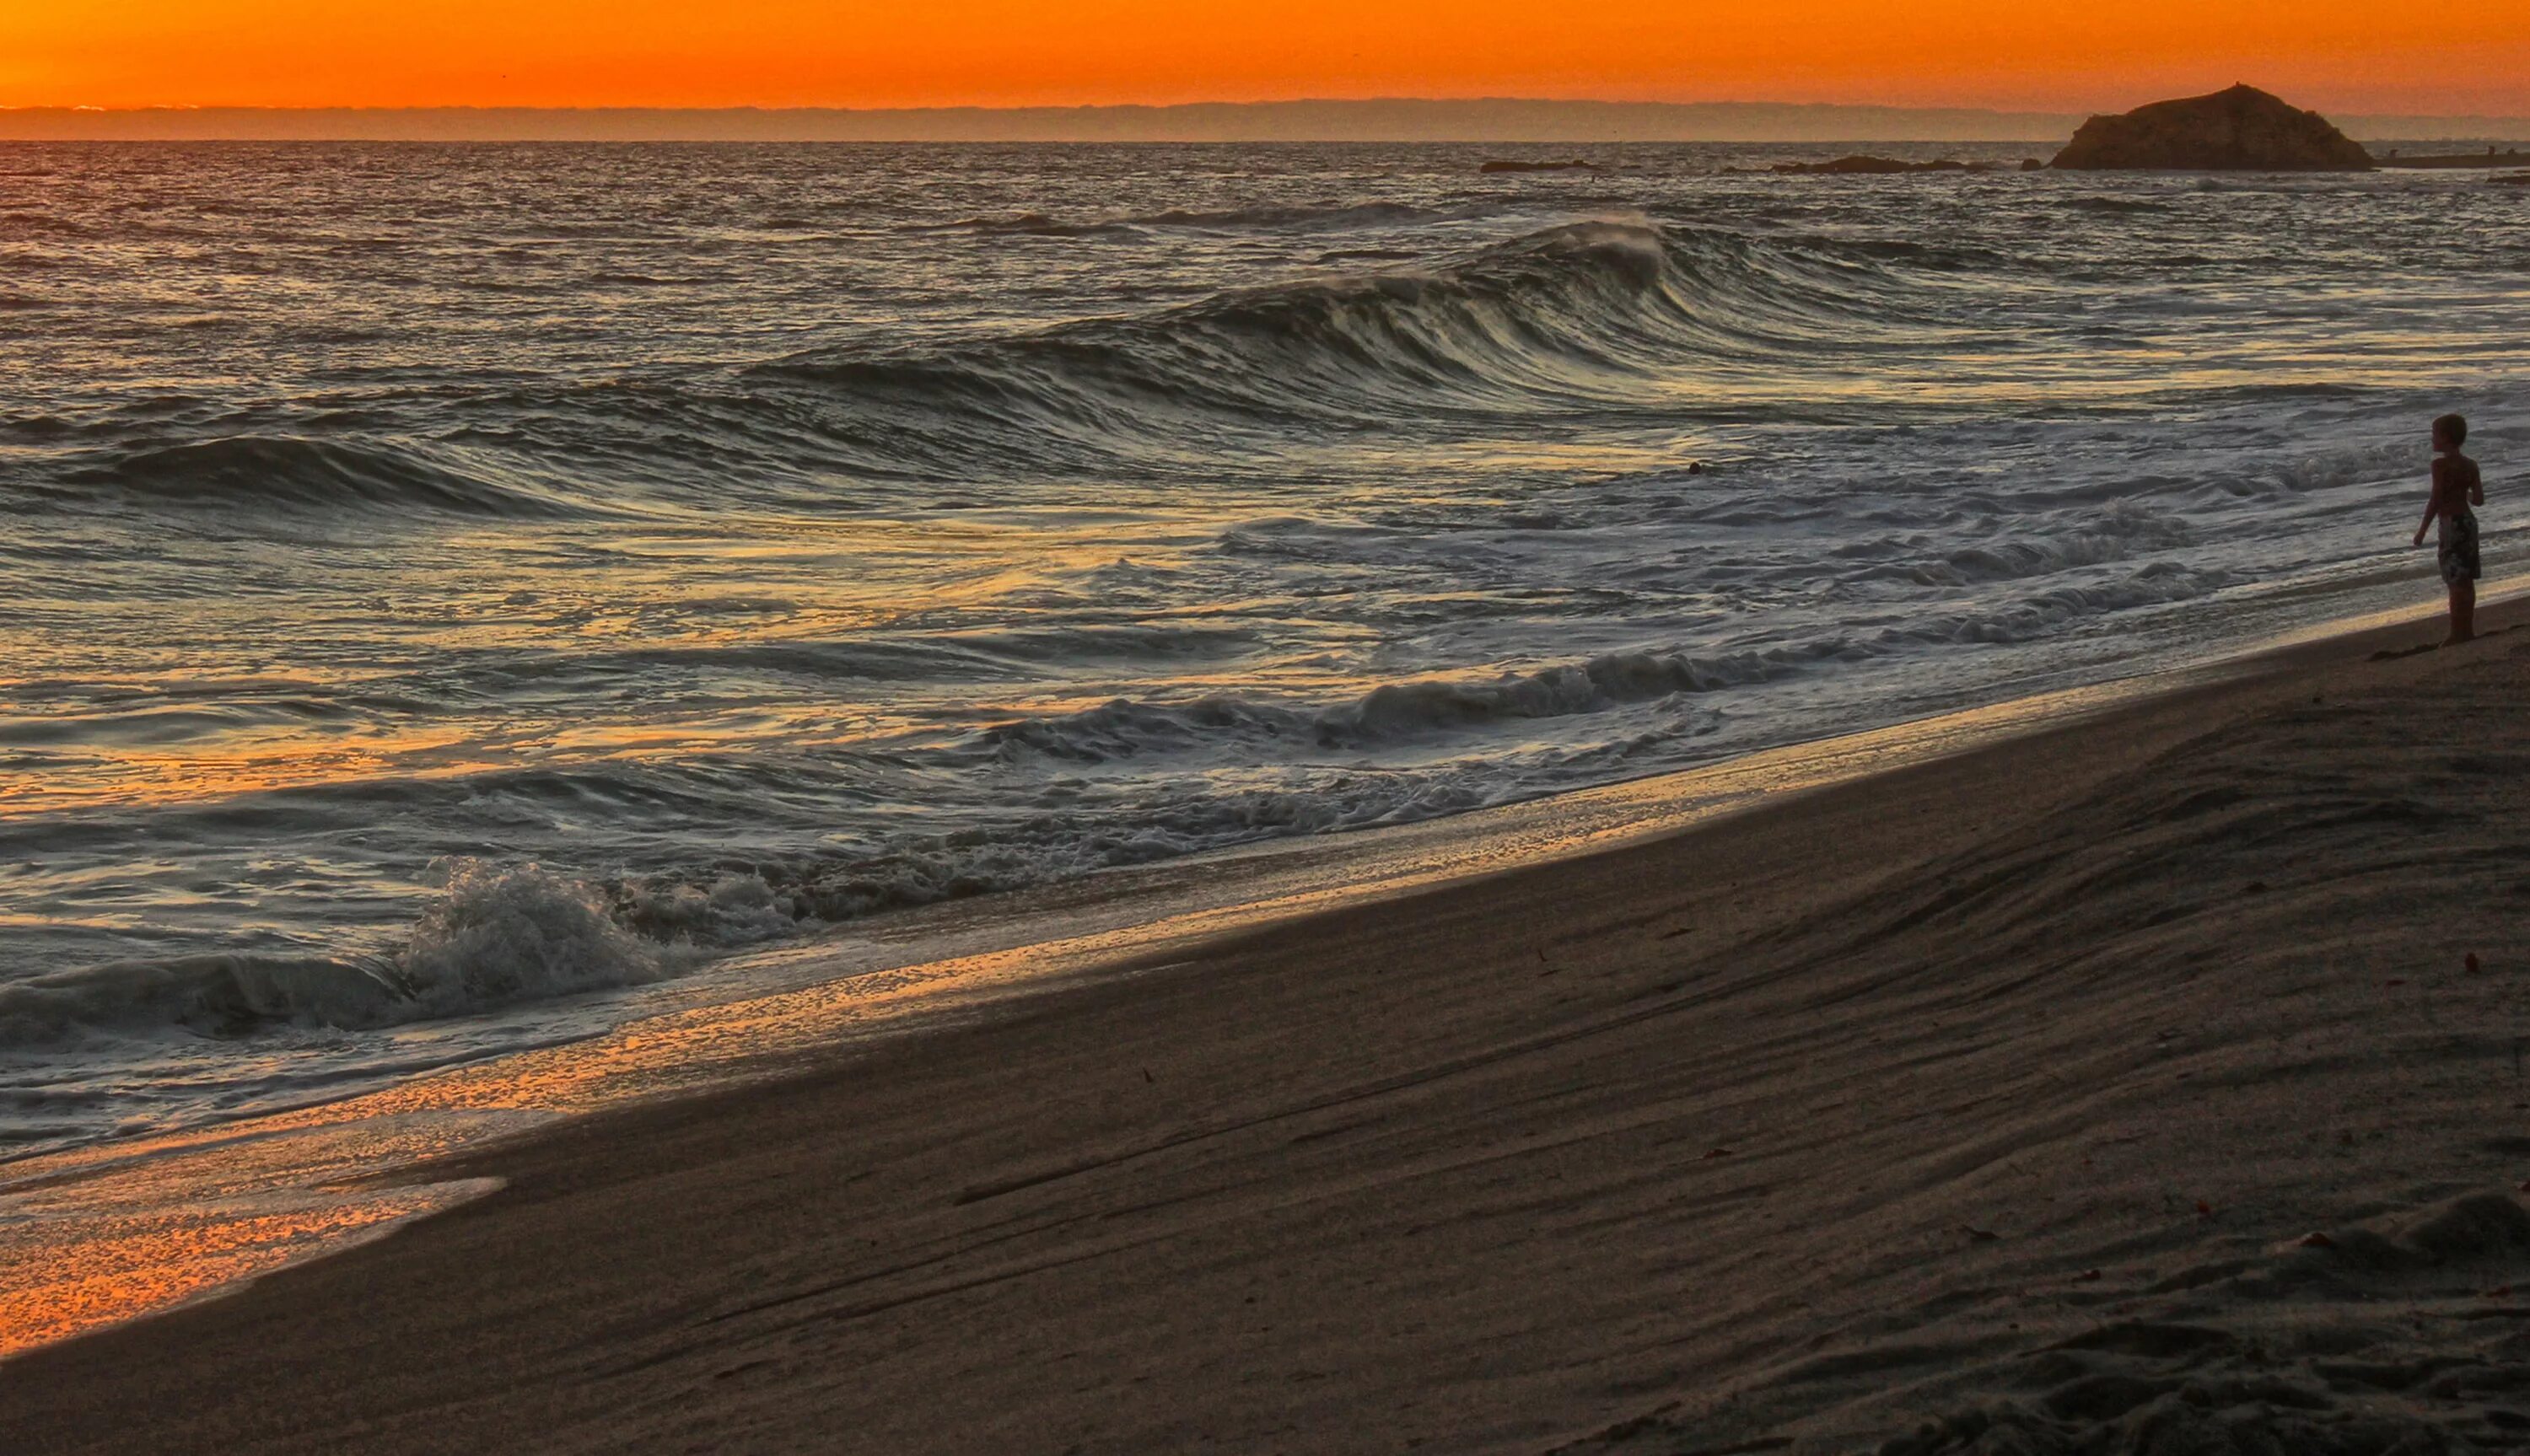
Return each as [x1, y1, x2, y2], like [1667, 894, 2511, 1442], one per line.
[2439, 507, 2482, 586]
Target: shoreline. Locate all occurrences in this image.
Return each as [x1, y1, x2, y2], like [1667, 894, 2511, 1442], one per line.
[0, 636, 2229, 1362]
[7, 593, 2529, 1452]
[3, 568, 2484, 1167]
[0, 593, 2480, 1355]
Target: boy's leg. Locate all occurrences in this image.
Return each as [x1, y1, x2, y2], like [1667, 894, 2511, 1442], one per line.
[2450, 580, 2477, 642]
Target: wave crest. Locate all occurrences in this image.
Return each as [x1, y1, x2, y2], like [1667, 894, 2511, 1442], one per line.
[749, 218, 1911, 472]
[56, 437, 586, 518]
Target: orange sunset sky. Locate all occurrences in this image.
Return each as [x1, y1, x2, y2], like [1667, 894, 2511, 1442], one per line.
[6, 2, 2529, 116]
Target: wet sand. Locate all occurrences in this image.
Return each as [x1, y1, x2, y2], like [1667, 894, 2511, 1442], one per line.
[8, 599, 2530, 1454]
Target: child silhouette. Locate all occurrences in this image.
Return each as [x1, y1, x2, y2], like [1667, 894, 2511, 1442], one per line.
[2413, 412, 2486, 644]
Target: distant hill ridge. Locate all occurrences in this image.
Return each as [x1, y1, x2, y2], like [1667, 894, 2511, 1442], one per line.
[4, 99, 2526, 143]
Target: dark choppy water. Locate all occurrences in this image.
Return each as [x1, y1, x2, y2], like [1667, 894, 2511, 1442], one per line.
[3, 141, 2522, 1150]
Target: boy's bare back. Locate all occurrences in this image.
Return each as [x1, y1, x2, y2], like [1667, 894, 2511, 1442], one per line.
[2432, 450, 2484, 518]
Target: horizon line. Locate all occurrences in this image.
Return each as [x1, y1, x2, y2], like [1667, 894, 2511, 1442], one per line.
[4, 97, 2525, 144]
[11, 96, 2530, 117]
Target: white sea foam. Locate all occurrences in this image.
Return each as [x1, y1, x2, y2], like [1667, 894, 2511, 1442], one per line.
[0, 861, 673, 1050]
[390, 859, 676, 1018]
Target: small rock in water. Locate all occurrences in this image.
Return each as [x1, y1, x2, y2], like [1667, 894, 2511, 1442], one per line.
[1771, 155, 1989, 175]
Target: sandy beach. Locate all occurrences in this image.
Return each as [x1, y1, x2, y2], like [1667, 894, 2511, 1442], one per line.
[8, 599, 2530, 1454]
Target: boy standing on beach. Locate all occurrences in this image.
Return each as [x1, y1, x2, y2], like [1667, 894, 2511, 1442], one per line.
[2414, 413, 2486, 644]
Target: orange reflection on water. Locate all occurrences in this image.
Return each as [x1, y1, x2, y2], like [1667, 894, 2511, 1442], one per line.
[0, 932, 1102, 1359]
[0, 1179, 498, 1359]
[0, 732, 497, 816]
[0, 1108, 552, 1357]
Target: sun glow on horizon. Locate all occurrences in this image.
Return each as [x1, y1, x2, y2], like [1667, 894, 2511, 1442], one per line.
[7, 1, 2530, 116]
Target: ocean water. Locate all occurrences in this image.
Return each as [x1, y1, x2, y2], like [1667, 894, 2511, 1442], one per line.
[3, 141, 2523, 1155]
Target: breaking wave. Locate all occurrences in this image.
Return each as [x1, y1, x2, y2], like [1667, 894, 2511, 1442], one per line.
[0, 541, 2235, 1055]
[1, 861, 674, 1048]
[750, 218, 1919, 466]
[19, 219, 1936, 515]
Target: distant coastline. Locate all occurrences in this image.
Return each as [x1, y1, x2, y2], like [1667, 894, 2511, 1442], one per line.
[0, 98, 2515, 144]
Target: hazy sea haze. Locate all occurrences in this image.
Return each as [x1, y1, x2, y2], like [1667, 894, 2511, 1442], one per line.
[3, 141, 2525, 1153]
